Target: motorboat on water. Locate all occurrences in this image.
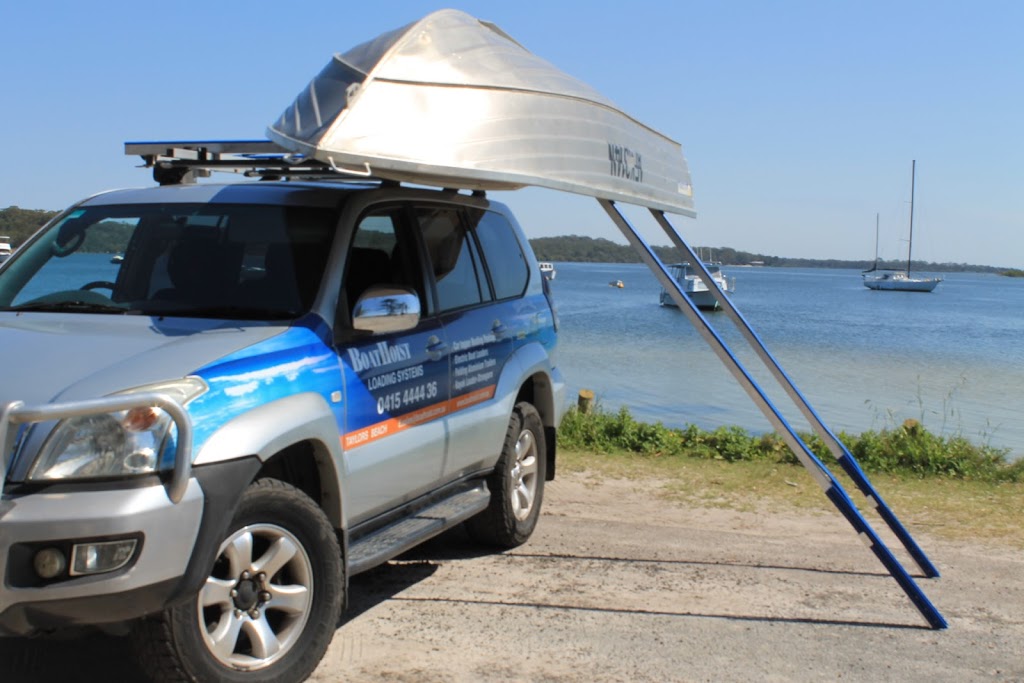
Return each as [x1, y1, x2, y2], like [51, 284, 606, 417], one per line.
[863, 161, 941, 292]
[539, 262, 556, 280]
[0, 236, 11, 263]
[660, 262, 735, 310]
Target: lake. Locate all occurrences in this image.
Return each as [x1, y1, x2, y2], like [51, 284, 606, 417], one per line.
[550, 262, 1024, 461]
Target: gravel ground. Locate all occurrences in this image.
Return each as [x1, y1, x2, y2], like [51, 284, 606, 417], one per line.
[3, 471, 1022, 682]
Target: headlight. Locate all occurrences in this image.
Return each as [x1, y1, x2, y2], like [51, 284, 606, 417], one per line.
[28, 378, 206, 482]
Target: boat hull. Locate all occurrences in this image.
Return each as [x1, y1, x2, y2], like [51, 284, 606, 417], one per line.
[660, 289, 720, 310]
[266, 10, 695, 217]
[863, 274, 941, 292]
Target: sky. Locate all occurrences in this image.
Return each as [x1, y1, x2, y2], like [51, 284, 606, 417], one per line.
[2, 0, 1021, 268]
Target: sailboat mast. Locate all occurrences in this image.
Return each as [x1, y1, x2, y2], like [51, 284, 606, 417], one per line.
[907, 159, 916, 276]
[874, 212, 880, 266]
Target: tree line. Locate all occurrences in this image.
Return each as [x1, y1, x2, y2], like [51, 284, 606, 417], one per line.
[0, 206, 59, 246]
[529, 234, 1007, 274]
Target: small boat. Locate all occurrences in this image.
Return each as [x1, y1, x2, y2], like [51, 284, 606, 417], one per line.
[862, 269, 941, 292]
[660, 262, 735, 310]
[863, 161, 941, 292]
[539, 262, 556, 280]
[0, 236, 11, 264]
[110, 253, 125, 264]
[609, 280, 624, 288]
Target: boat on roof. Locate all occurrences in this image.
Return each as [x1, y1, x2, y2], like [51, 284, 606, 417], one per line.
[264, 9, 694, 216]
[121, 8, 947, 629]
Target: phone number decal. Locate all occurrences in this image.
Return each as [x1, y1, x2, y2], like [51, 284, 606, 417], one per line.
[376, 381, 440, 415]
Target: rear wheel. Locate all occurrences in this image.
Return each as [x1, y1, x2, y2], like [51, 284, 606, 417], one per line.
[466, 402, 546, 548]
[134, 479, 343, 683]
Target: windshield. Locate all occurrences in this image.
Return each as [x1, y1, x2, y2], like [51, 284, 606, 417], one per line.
[0, 203, 338, 320]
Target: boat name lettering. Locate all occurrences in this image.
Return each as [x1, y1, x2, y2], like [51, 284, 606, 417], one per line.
[348, 341, 412, 373]
[608, 143, 643, 182]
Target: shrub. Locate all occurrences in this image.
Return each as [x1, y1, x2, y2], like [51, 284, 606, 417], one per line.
[557, 406, 1020, 482]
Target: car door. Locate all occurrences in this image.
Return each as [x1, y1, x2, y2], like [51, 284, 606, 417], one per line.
[413, 204, 524, 480]
[336, 207, 450, 524]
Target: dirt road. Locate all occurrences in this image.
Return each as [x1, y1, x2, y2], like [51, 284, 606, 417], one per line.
[4, 471, 1022, 681]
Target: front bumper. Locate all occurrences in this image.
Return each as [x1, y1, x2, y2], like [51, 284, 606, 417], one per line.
[0, 479, 204, 636]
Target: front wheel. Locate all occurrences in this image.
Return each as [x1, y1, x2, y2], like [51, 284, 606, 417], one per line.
[134, 479, 343, 683]
[466, 401, 547, 548]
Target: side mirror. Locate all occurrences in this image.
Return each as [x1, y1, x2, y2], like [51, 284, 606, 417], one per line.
[352, 285, 420, 334]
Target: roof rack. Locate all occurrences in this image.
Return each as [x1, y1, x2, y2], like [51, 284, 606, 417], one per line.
[124, 139, 372, 186]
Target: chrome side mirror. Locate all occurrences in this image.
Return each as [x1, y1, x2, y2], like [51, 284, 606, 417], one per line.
[352, 286, 421, 334]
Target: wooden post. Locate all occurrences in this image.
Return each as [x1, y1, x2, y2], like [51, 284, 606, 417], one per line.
[577, 389, 595, 414]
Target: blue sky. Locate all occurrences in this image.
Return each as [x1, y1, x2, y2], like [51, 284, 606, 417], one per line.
[2, 1, 1020, 267]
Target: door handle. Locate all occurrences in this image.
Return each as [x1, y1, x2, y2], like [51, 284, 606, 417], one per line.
[426, 335, 448, 361]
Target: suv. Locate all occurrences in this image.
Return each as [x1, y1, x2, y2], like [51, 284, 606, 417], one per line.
[0, 179, 564, 681]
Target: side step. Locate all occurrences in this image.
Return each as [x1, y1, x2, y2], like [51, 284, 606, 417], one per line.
[348, 483, 491, 575]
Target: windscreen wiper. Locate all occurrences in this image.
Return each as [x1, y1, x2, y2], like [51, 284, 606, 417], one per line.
[8, 300, 140, 314]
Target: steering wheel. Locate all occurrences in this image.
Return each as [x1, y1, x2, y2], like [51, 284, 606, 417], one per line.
[80, 280, 116, 292]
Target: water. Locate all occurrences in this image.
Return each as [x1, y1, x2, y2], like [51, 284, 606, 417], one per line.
[550, 262, 1024, 460]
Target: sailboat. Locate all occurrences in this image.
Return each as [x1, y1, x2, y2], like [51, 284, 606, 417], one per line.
[862, 160, 942, 292]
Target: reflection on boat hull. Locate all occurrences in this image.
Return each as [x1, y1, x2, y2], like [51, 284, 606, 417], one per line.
[659, 262, 735, 310]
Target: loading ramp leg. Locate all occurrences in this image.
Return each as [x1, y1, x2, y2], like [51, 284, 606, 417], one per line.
[598, 199, 946, 630]
[646, 209, 939, 579]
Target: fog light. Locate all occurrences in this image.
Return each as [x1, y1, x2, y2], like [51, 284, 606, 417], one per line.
[123, 448, 157, 473]
[33, 547, 67, 579]
[70, 539, 137, 576]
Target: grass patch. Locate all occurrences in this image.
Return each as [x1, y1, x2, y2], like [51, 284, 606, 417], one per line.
[556, 407, 1024, 548]
[559, 406, 1023, 482]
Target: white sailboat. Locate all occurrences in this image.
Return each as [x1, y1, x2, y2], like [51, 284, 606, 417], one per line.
[863, 160, 941, 292]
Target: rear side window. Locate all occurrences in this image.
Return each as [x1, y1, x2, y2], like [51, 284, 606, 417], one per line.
[470, 210, 528, 300]
[417, 207, 485, 313]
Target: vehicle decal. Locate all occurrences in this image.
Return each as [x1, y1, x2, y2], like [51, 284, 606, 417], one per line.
[188, 322, 342, 456]
[342, 384, 495, 449]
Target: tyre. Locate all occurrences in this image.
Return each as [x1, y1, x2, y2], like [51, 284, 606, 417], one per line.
[466, 401, 546, 548]
[134, 479, 343, 683]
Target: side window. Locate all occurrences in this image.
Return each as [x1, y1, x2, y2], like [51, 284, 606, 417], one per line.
[417, 207, 486, 312]
[469, 209, 528, 300]
[346, 212, 400, 313]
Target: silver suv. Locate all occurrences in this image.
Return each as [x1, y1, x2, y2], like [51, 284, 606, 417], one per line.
[0, 180, 564, 682]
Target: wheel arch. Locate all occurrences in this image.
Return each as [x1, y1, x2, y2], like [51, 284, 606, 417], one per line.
[192, 392, 345, 528]
[513, 363, 559, 482]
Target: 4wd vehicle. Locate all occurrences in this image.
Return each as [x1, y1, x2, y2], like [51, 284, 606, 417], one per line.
[0, 179, 564, 681]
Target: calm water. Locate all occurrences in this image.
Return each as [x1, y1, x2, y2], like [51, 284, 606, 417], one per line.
[550, 262, 1024, 461]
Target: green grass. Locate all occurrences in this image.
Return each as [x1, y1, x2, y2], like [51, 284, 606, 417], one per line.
[558, 406, 1024, 482]
[555, 407, 1024, 547]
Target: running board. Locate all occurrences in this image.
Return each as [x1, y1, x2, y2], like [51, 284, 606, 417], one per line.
[348, 483, 491, 575]
[598, 199, 947, 630]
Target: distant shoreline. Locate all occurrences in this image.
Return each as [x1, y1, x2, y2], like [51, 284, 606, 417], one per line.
[528, 234, 1017, 273]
